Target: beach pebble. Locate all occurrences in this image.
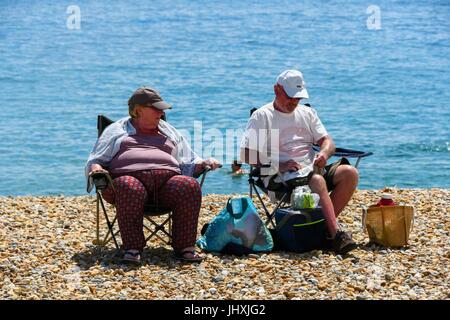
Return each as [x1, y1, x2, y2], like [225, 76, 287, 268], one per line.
[212, 275, 224, 283]
[209, 288, 217, 295]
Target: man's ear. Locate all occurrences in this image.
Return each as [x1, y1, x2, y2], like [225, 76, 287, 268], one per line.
[134, 105, 142, 118]
[274, 84, 281, 97]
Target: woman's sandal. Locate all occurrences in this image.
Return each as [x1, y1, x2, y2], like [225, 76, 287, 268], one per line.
[122, 249, 141, 264]
[174, 248, 205, 263]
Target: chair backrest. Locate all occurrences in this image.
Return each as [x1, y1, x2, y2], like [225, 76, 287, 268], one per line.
[97, 113, 167, 137]
[97, 115, 114, 137]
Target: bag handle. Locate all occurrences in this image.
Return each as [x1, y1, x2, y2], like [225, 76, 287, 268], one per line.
[361, 206, 368, 233]
[226, 197, 248, 219]
[403, 206, 416, 242]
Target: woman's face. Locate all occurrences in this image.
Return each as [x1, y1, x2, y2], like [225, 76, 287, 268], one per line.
[136, 105, 164, 128]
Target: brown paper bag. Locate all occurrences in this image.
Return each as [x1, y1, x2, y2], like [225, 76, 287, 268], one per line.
[362, 205, 415, 247]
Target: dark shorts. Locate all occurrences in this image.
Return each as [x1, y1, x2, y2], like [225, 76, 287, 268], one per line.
[322, 157, 350, 191]
[265, 157, 350, 193]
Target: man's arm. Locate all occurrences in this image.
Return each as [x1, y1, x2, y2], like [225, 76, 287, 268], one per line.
[314, 135, 336, 168]
[240, 148, 265, 167]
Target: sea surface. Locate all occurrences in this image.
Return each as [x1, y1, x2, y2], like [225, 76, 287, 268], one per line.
[0, 0, 449, 196]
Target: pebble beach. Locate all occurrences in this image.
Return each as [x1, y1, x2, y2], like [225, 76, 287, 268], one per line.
[0, 188, 449, 300]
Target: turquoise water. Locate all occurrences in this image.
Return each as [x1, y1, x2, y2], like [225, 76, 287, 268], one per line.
[0, 1, 449, 196]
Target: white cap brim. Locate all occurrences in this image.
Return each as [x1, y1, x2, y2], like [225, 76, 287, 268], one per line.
[152, 101, 172, 110]
[284, 86, 309, 99]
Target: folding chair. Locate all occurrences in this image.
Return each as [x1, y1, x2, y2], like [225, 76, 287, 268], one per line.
[90, 114, 211, 250]
[247, 104, 373, 228]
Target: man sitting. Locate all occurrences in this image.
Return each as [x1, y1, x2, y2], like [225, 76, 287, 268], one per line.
[240, 69, 359, 255]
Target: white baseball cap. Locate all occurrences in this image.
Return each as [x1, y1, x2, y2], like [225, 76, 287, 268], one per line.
[276, 69, 309, 99]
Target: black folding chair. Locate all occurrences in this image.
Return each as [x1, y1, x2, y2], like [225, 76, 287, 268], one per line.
[90, 114, 211, 250]
[246, 104, 373, 228]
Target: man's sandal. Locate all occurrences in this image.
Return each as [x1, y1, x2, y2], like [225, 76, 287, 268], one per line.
[122, 249, 141, 264]
[174, 248, 205, 263]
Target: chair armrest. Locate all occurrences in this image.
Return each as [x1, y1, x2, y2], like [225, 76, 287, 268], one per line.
[249, 164, 271, 177]
[91, 172, 112, 190]
[198, 166, 212, 188]
[197, 163, 224, 188]
[312, 145, 373, 158]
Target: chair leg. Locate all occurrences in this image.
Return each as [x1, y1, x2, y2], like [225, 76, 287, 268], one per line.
[97, 191, 120, 250]
[355, 157, 362, 168]
[250, 181, 291, 229]
[168, 213, 172, 245]
[266, 191, 289, 226]
[104, 229, 121, 248]
[250, 182, 276, 229]
[94, 194, 101, 245]
[144, 215, 173, 246]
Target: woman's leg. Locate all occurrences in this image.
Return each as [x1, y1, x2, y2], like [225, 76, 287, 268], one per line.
[158, 175, 202, 253]
[110, 175, 148, 252]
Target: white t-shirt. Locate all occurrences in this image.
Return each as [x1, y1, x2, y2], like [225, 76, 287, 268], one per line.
[240, 102, 328, 176]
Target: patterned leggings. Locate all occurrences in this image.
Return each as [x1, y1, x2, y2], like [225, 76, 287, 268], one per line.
[101, 169, 202, 252]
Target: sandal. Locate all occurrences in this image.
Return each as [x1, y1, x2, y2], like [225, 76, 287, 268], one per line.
[122, 249, 141, 264]
[174, 248, 205, 263]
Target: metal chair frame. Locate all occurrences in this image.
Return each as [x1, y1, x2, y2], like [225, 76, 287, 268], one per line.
[91, 114, 210, 250]
[246, 105, 373, 228]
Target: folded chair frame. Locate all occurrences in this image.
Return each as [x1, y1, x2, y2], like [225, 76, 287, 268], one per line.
[249, 149, 373, 229]
[246, 105, 373, 228]
[93, 170, 210, 250]
[91, 114, 210, 250]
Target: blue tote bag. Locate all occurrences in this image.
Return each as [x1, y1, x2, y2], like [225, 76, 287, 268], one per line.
[196, 197, 273, 254]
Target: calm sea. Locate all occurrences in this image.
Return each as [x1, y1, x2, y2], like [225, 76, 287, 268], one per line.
[0, 0, 449, 196]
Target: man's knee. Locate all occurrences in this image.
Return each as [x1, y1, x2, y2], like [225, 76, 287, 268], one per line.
[309, 174, 328, 193]
[335, 165, 359, 185]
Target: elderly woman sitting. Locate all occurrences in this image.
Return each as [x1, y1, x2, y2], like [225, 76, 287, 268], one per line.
[85, 87, 221, 263]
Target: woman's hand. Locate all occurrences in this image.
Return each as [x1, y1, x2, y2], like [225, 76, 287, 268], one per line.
[202, 158, 222, 171]
[194, 158, 222, 176]
[89, 164, 109, 176]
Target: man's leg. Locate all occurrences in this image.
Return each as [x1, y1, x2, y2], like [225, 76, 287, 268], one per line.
[308, 174, 338, 238]
[310, 170, 358, 255]
[329, 165, 359, 217]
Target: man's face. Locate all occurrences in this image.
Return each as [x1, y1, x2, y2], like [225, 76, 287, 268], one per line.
[274, 84, 301, 113]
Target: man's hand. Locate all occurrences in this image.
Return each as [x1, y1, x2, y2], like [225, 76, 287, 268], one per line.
[313, 152, 328, 168]
[315, 136, 335, 168]
[280, 160, 303, 173]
